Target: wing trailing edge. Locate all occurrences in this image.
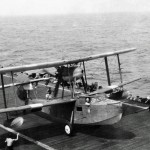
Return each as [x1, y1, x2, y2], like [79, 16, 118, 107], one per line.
[0, 99, 76, 114]
[0, 48, 136, 74]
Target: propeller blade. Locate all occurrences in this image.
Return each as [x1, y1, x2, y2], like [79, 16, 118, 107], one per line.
[42, 68, 55, 77]
[53, 79, 61, 97]
[123, 102, 149, 110]
[16, 73, 30, 83]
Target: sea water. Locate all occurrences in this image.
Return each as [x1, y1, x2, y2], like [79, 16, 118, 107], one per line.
[0, 12, 150, 97]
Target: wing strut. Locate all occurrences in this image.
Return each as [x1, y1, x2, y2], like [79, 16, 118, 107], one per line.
[83, 61, 87, 93]
[117, 54, 123, 83]
[104, 57, 111, 86]
[61, 82, 65, 98]
[0, 74, 9, 120]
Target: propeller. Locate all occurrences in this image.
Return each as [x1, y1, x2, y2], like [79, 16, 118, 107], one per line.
[42, 68, 57, 86]
[53, 68, 63, 97]
[43, 67, 64, 98]
[43, 66, 83, 98]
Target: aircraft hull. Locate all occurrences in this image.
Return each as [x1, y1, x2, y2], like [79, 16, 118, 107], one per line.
[96, 113, 122, 125]
[29, 98, 122, 126]
[74, 99, 122, 125]
[41, 100, 75, 124]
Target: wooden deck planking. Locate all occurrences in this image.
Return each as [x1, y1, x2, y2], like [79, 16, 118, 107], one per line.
[0, 76, 150, 149]
[0, 105, 150, 149]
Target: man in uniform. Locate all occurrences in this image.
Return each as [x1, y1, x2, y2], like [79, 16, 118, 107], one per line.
[5, 133, 19, 150]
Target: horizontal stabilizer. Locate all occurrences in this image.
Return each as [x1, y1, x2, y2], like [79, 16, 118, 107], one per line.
[81, 78, 141, 97]
[117, 78, 141, 87]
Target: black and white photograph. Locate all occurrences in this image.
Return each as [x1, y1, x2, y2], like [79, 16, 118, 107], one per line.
[0, 0, 150, 149]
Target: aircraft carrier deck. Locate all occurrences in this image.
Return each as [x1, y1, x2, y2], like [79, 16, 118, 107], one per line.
[0, 77, 150, 150]
[0, 108, 150, 150]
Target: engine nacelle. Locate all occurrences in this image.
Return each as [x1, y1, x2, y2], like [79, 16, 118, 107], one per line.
[62, 66, 83, 82]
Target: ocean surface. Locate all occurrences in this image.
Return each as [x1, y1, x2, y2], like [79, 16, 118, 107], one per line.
[0, 12, 150, 97]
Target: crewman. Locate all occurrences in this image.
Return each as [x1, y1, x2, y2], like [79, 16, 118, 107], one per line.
[85, 98, 91, 106]
[145, 96, 150, 104]
[135, 96, 141, 102]
[46, 87, 52, 100]
[127, 92, 134, 101]
[23, 83, 33, 105]
[5, 133, 19, 150]
[23, 83, 33, 114]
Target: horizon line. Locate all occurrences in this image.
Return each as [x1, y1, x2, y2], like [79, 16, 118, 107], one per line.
[0, 11, 150, 17]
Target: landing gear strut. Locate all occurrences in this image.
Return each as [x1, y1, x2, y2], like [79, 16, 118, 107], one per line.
[64, 110, 74, 135]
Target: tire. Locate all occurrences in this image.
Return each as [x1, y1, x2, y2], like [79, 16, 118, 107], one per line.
[64, 124, 72, 135]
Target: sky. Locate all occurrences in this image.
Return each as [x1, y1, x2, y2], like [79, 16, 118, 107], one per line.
[0, 0, 150, 16]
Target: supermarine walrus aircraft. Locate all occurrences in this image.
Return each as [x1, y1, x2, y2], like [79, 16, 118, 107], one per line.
[0, 48, 144, 136]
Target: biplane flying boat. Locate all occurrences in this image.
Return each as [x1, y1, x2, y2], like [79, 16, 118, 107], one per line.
[0, 48, 143, 135]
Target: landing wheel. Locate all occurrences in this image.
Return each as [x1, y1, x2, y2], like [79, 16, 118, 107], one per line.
[65, 123, 72, 135]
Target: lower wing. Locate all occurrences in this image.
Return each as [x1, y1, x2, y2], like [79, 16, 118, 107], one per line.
[0, 99, 76, 114]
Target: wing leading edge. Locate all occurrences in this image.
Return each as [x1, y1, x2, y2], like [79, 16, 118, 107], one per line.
[0, 48, 136, 74]
[0, 99, 76, 114]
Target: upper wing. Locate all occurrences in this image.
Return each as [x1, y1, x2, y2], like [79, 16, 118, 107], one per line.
[0, 99, 76, 114]
[0, 48, 136, 74]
